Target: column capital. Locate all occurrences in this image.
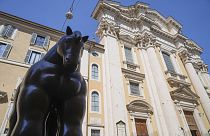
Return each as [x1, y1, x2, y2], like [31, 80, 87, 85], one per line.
[178, 47, 192, 64]
[178, 47, 208, 72]
[135, 32, 157, 50]
[96, 19, 120, 39]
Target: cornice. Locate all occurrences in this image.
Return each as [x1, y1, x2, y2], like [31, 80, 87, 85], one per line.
[92, 1, 181, 32]
[0, 11, 64, 41]
[150, 25, 187, 42]
[85, 40, 105, 53]
[146, 9, 182, 30]
[185, 39, 203, 53]
[118, 35, 136, 45]
[121, 68, 145, 81]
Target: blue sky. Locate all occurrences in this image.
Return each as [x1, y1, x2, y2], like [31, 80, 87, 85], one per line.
[0, 0, 210, 69]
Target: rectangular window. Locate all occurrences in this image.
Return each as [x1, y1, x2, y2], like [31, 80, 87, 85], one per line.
[24, 50, 41, 65]
[30, 33, 50, 49]
[35, 35, 45, 47]
[162, 52, 175, 73]
[135, 119, 148, 136]
[130, 82, 140, 96]
[28, 51, 41, 65]
[91, 64, 99, 80]
[91, 129, 100, 136]
[124, 46, 133, 63]
[0, 43, 7, 57]
[0, 42, 12, 59]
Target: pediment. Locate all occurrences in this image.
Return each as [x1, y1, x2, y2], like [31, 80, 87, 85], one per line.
[170, 86, 199, 104]
[126, 100, 153, 114]
[122, 68, 145, 81]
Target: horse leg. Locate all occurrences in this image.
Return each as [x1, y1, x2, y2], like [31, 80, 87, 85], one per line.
[45, 106, 58, 136]
[10, 85, 50, 136]
[58, 94, 86, 136]
[6, 85, 21, 136]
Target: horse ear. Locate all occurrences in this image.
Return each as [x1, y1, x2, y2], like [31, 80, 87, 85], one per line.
[82, 36, 89, 43]
[66, 26, 73, 35]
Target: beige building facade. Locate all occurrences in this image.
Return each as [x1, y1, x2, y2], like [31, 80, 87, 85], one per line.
[1, 1, 210, 136]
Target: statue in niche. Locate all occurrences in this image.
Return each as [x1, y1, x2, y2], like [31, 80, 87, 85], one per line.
[7, 26, 88, 136]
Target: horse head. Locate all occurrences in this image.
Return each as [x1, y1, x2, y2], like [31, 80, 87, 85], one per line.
[57, 26, 88, 72]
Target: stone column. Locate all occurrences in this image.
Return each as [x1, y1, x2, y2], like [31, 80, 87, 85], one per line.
[137, 33, 181, 136]
[140, 48, 169, 136]
[140, 33, 181, 135]
[147, 47, 181, 135]
[97, 21, 130, 136]
[184, 60, 210, 122]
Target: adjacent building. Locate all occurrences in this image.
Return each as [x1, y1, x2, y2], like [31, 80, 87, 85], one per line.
[1, 1, 210, 136]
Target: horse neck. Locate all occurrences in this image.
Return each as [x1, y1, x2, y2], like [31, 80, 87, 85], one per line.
[43, 44, 82, 73]
[42, 44, 63, 66]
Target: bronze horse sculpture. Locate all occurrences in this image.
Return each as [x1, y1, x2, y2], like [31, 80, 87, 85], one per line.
[7, 26, 88, 136]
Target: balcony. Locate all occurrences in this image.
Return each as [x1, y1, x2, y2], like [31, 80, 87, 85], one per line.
[165, 71, 191, 87]
[123, 61, 140, 71]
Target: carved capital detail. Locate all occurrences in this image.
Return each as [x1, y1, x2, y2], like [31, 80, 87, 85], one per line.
[178, 47, 190, 63]
[135, 33, 156, 49]
[96, 19, 120, 38]
[178, 47, 208, 72]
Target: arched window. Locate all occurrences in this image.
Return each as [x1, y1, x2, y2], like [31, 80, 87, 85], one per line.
[91, 64, 99, 80]
[91, 91, 99, 112]
[162, 52, 175, 72]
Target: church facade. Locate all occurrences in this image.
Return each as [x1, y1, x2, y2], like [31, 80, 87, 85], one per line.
[1, 1, 210, 136]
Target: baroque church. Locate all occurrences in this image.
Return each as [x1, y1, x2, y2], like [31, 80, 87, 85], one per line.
[0, 1, 210, 136]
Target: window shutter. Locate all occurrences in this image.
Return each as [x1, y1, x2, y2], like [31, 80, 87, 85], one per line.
[43, 36, 50, 50]
[30, 33, 37, 45]
[40, 52, 45, 59]
[0, 25, 4, 35]
[11, 29, 18, 40]
[2, 44, 12, 59]
[24, 50, 32, 63]
[1, 25, 10, 37]
[6, 26, 14, 38]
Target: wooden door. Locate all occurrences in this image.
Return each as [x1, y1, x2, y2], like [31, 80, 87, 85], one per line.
[135, 119, 148, 136]
[184, 111, 201, 136]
